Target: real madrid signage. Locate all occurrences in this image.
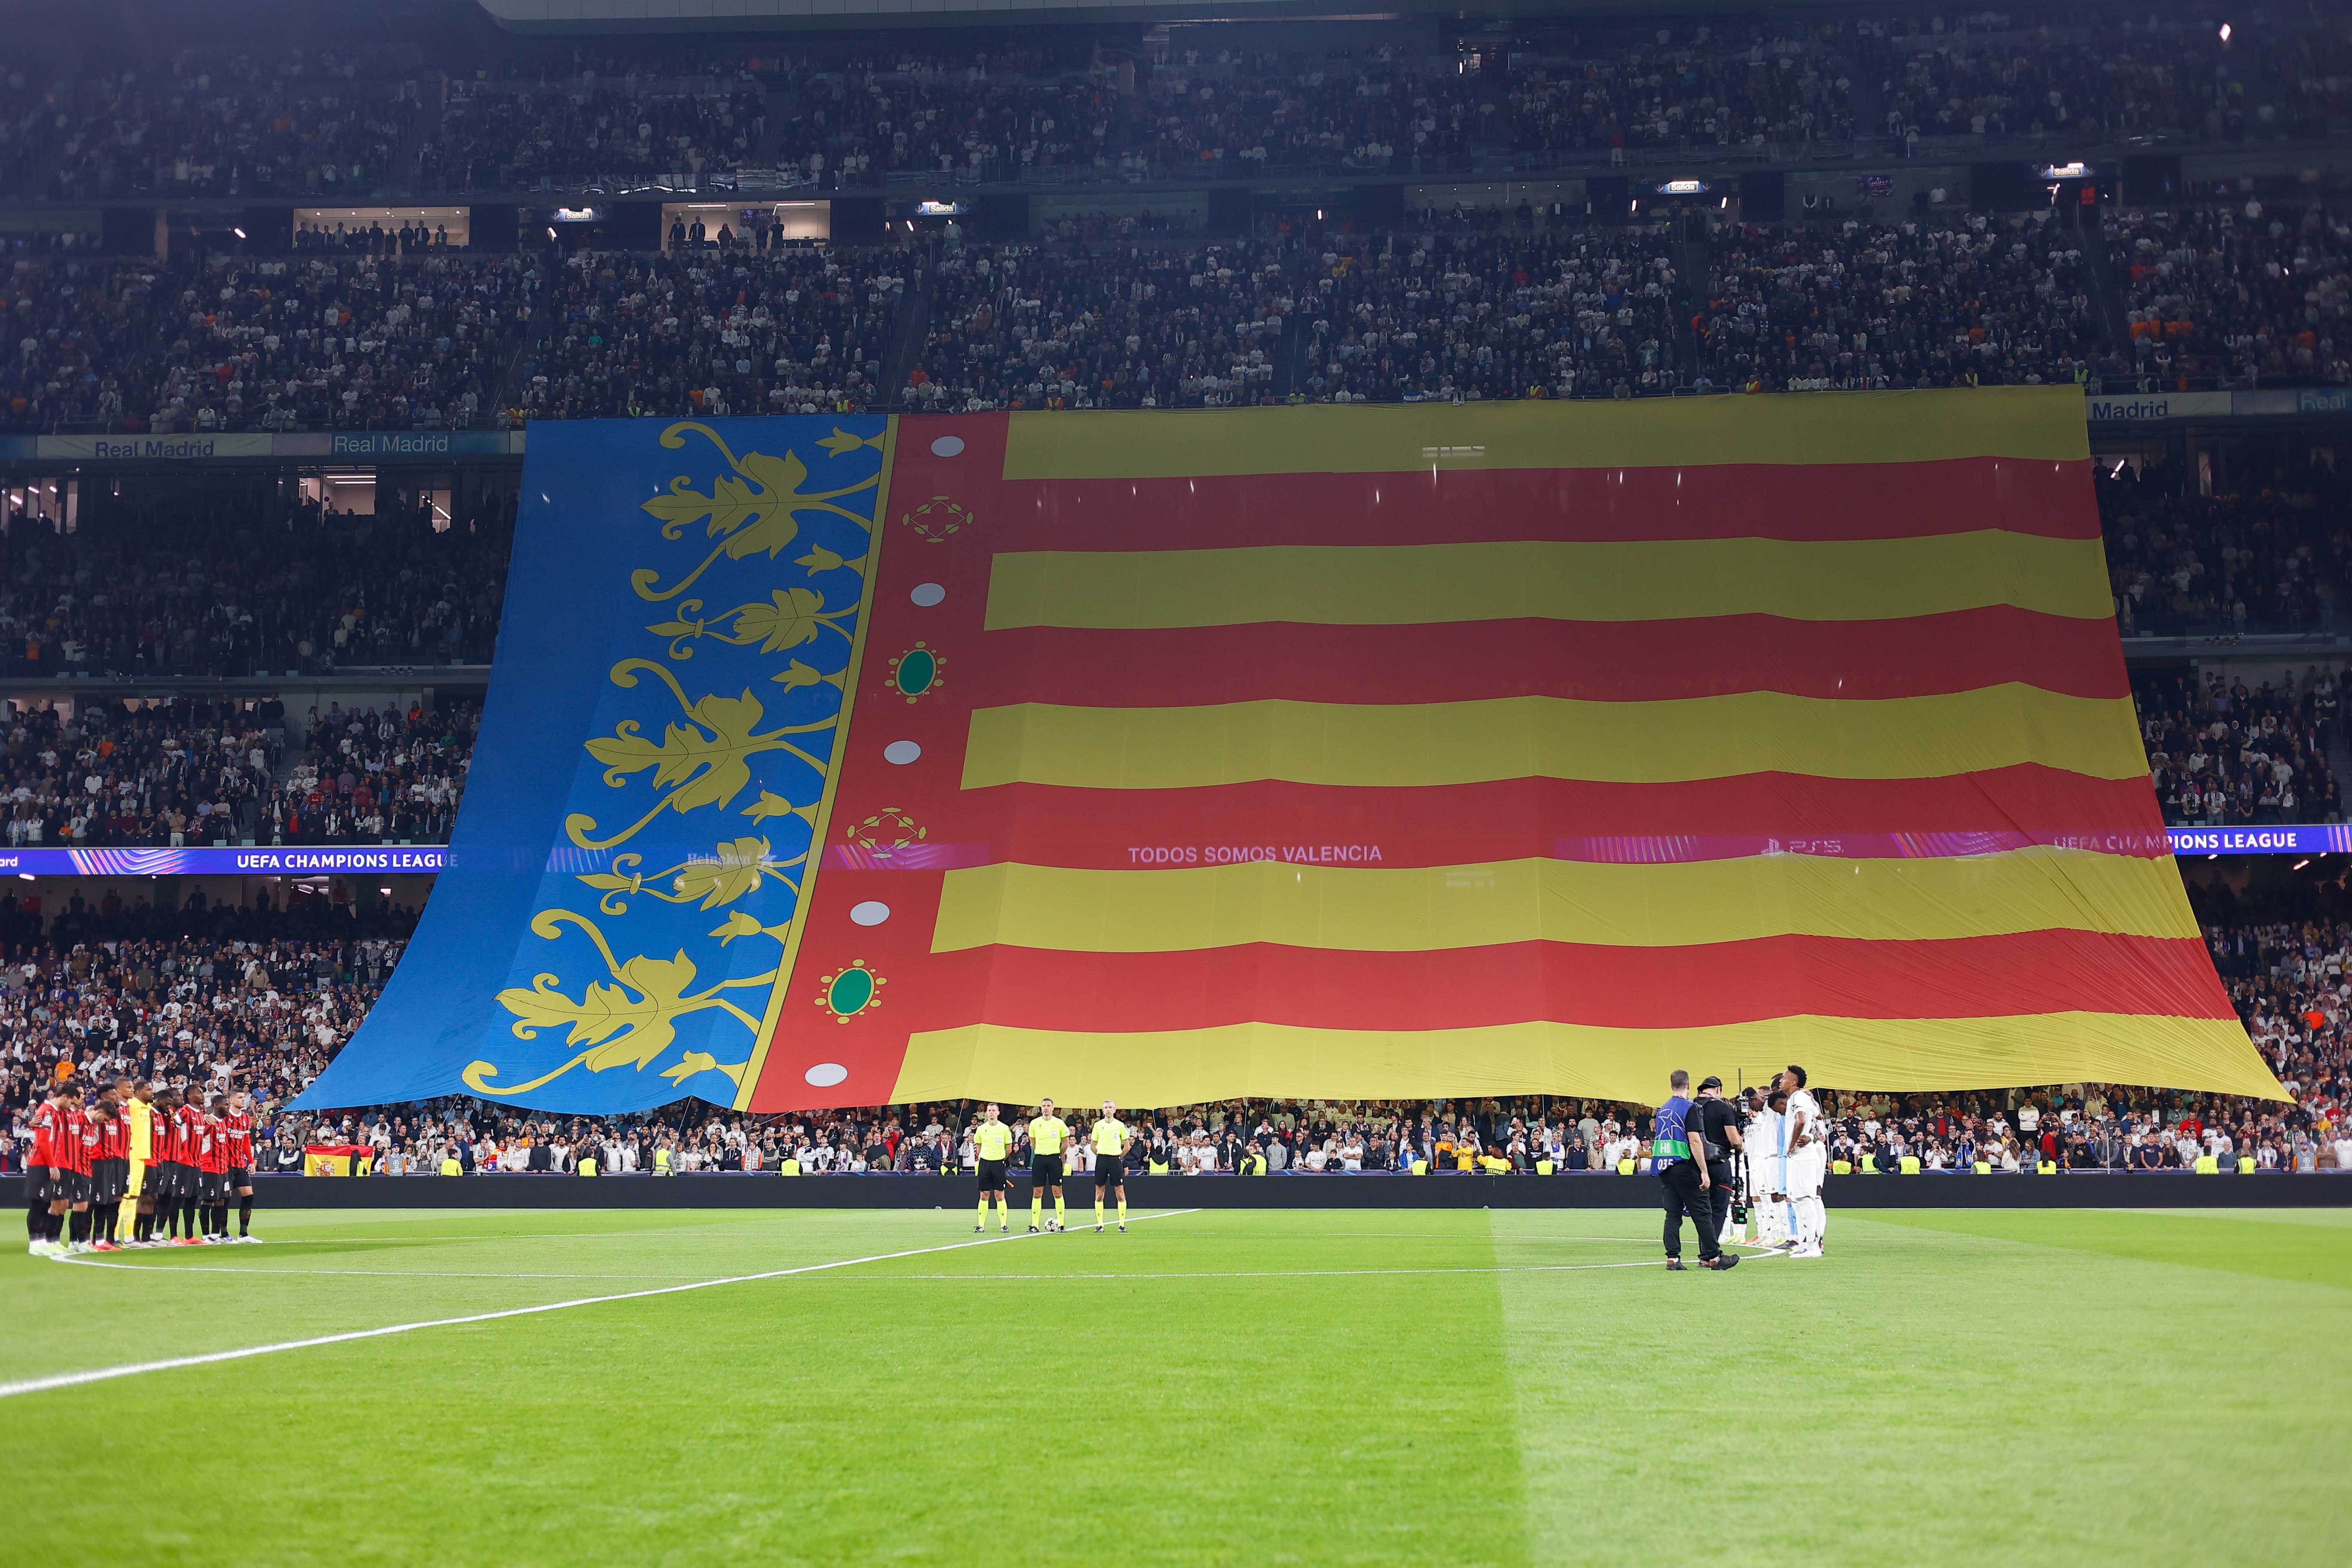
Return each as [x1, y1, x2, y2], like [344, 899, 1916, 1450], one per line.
[18, 431, 526, 463]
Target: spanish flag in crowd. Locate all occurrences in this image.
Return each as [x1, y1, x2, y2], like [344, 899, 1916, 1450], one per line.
[743, 389, 2282, 1109]
[302, 1144, 375, 1176]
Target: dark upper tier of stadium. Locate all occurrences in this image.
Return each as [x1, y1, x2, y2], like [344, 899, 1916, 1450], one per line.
[2, 2, 2349, 200]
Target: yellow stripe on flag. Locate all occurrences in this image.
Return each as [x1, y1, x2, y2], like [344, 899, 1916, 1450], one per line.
[931, 851, 2199, 953]
[984, 534, 2113, 630]
[1000, 387, 2089, 478]
[960, 687, 2148, 790]
[889, 1014, 2279, 1108]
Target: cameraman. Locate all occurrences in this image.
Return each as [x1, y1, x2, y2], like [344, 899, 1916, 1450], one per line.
[1692, 1077, 1745, 1257]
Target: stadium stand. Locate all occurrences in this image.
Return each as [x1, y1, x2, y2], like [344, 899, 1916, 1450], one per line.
[422, 80, 763, 194]
[2103, 460, 2352, 639]
[2107, 202, 2352, 391]
[0, 50, 423, 201]
[0, 863, 2346, 1177]
[518, 246, 906, 420]
[0, 486, 511, 676]
[0, 12, 2347, 203]
[3, 7, 2352, 1182]
[1, 251, 539, 432]
[1697, 215, 2097, 392]
[2135, 666, 2341, 827]
[2, 1038, 2340, 1179]
[11, 205, 2349, 432]
[0, 696, 478, 848]
[1874, 18, 2352, 144]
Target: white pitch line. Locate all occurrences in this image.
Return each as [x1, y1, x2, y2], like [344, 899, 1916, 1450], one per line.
[2, 1210, 1203, 1400]
[49, 1262, 724, 1281]
[43, 1241, 1785, 1286]
[882, 1245, 1792, 1282]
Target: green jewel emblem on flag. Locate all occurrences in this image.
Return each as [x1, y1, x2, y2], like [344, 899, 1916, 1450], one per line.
[816, 960, 885, 1022]
[884, 641, 945, 704]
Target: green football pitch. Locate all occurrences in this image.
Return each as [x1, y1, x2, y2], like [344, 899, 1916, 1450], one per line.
[4, 1204, 2348, 1566]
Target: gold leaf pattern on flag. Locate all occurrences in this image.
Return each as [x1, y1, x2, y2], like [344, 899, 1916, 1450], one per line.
[470, 417, 885, 1100]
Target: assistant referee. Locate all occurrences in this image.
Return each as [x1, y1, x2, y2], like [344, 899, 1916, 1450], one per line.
[1090, 1101, 1130, 1233]
[971, 1103, 1013, 1233]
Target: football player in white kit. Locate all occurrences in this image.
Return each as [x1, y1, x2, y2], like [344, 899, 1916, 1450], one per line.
[1779, 1064, 1827, 1258]
[1744, 1087, 1787, 1249]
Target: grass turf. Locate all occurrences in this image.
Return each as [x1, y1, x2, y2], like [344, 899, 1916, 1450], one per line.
[3, 1204, 2347, 1565]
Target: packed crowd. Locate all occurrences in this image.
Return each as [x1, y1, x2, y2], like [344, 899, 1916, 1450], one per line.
[1312, 225, 1687, 401]
[2134, 664, 2342, 827]
[3, 248, 541, 433]
[2101, 459, 2352, 637]
[1, 893, 2347, 1182]
[0, 485, 512, 676]
[0, 697, 281, 849]
[1508, 35, 1855, 158]
[0, 694, 478, 850]
[5, 12, 2350, 206]
[423, 82, 763, 193]
[1876, 15, 2352, 147]
[8, 1076, 2345, 1184]
[1137, 55, 1482, 177]
[778, 69, 1118, 188]
[0, 49, 422, 200]
[2108, 202, 2352, 391]
[5, 871, 2352, 1176]
[519, 246, 904, 421]
[0, 922, 416, 1173]
[12, 199, 2352, 430]
[273, 698, 480, 846]
[1697, 213, 2098, 391]
[157, 251, 536, 433]
[910, 223, 1693, 408]
[2192, 876, 2352, 1162]
[3, 254, 188, 432]
[912, 236, 1297, 410]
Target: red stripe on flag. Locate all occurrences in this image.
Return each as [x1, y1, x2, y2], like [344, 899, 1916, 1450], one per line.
[892, 419, 2098, 547]
[895, 931, 2231, 1033]
[980, 609, 2129, 706]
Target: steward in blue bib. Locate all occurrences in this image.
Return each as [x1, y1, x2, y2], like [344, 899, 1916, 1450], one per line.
[1654, 1070, 1730, 1270]
[1651, 1095, 1694, 1163]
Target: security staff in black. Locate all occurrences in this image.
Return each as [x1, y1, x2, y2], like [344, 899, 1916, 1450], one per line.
[1652, 1069, 1735, 1271]
[1692, 1075, 1746, 1261]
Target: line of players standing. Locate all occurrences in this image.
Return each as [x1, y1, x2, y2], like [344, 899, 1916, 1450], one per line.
[22, 1079, 261, 1256]
[1735, 1069, 1829, 1258]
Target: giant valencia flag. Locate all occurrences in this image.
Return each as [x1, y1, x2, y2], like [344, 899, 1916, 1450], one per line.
[751, 389, 2278, 1109]
[291, 393, 2282, 1116]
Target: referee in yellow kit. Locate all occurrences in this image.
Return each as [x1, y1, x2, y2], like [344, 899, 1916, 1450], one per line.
[971, 1103, 1013, 1233]
[1026, 1099, 1071, 1233]
[1090, 1100, 1130, 1233]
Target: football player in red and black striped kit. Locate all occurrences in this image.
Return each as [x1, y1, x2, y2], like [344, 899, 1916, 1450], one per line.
[223, 1090, 260, 1243]
[59, 1084, 98, 1253]
[88, 1084, 129, 1251]
[23, 1079, 70, 1256]
[168, 1086, 211, 1245]
[142, 1085, 182, 1243]
[197, 1094, 234, 1243]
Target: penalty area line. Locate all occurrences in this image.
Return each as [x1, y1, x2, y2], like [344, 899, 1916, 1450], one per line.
[2, 1209, 1202, 1400]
